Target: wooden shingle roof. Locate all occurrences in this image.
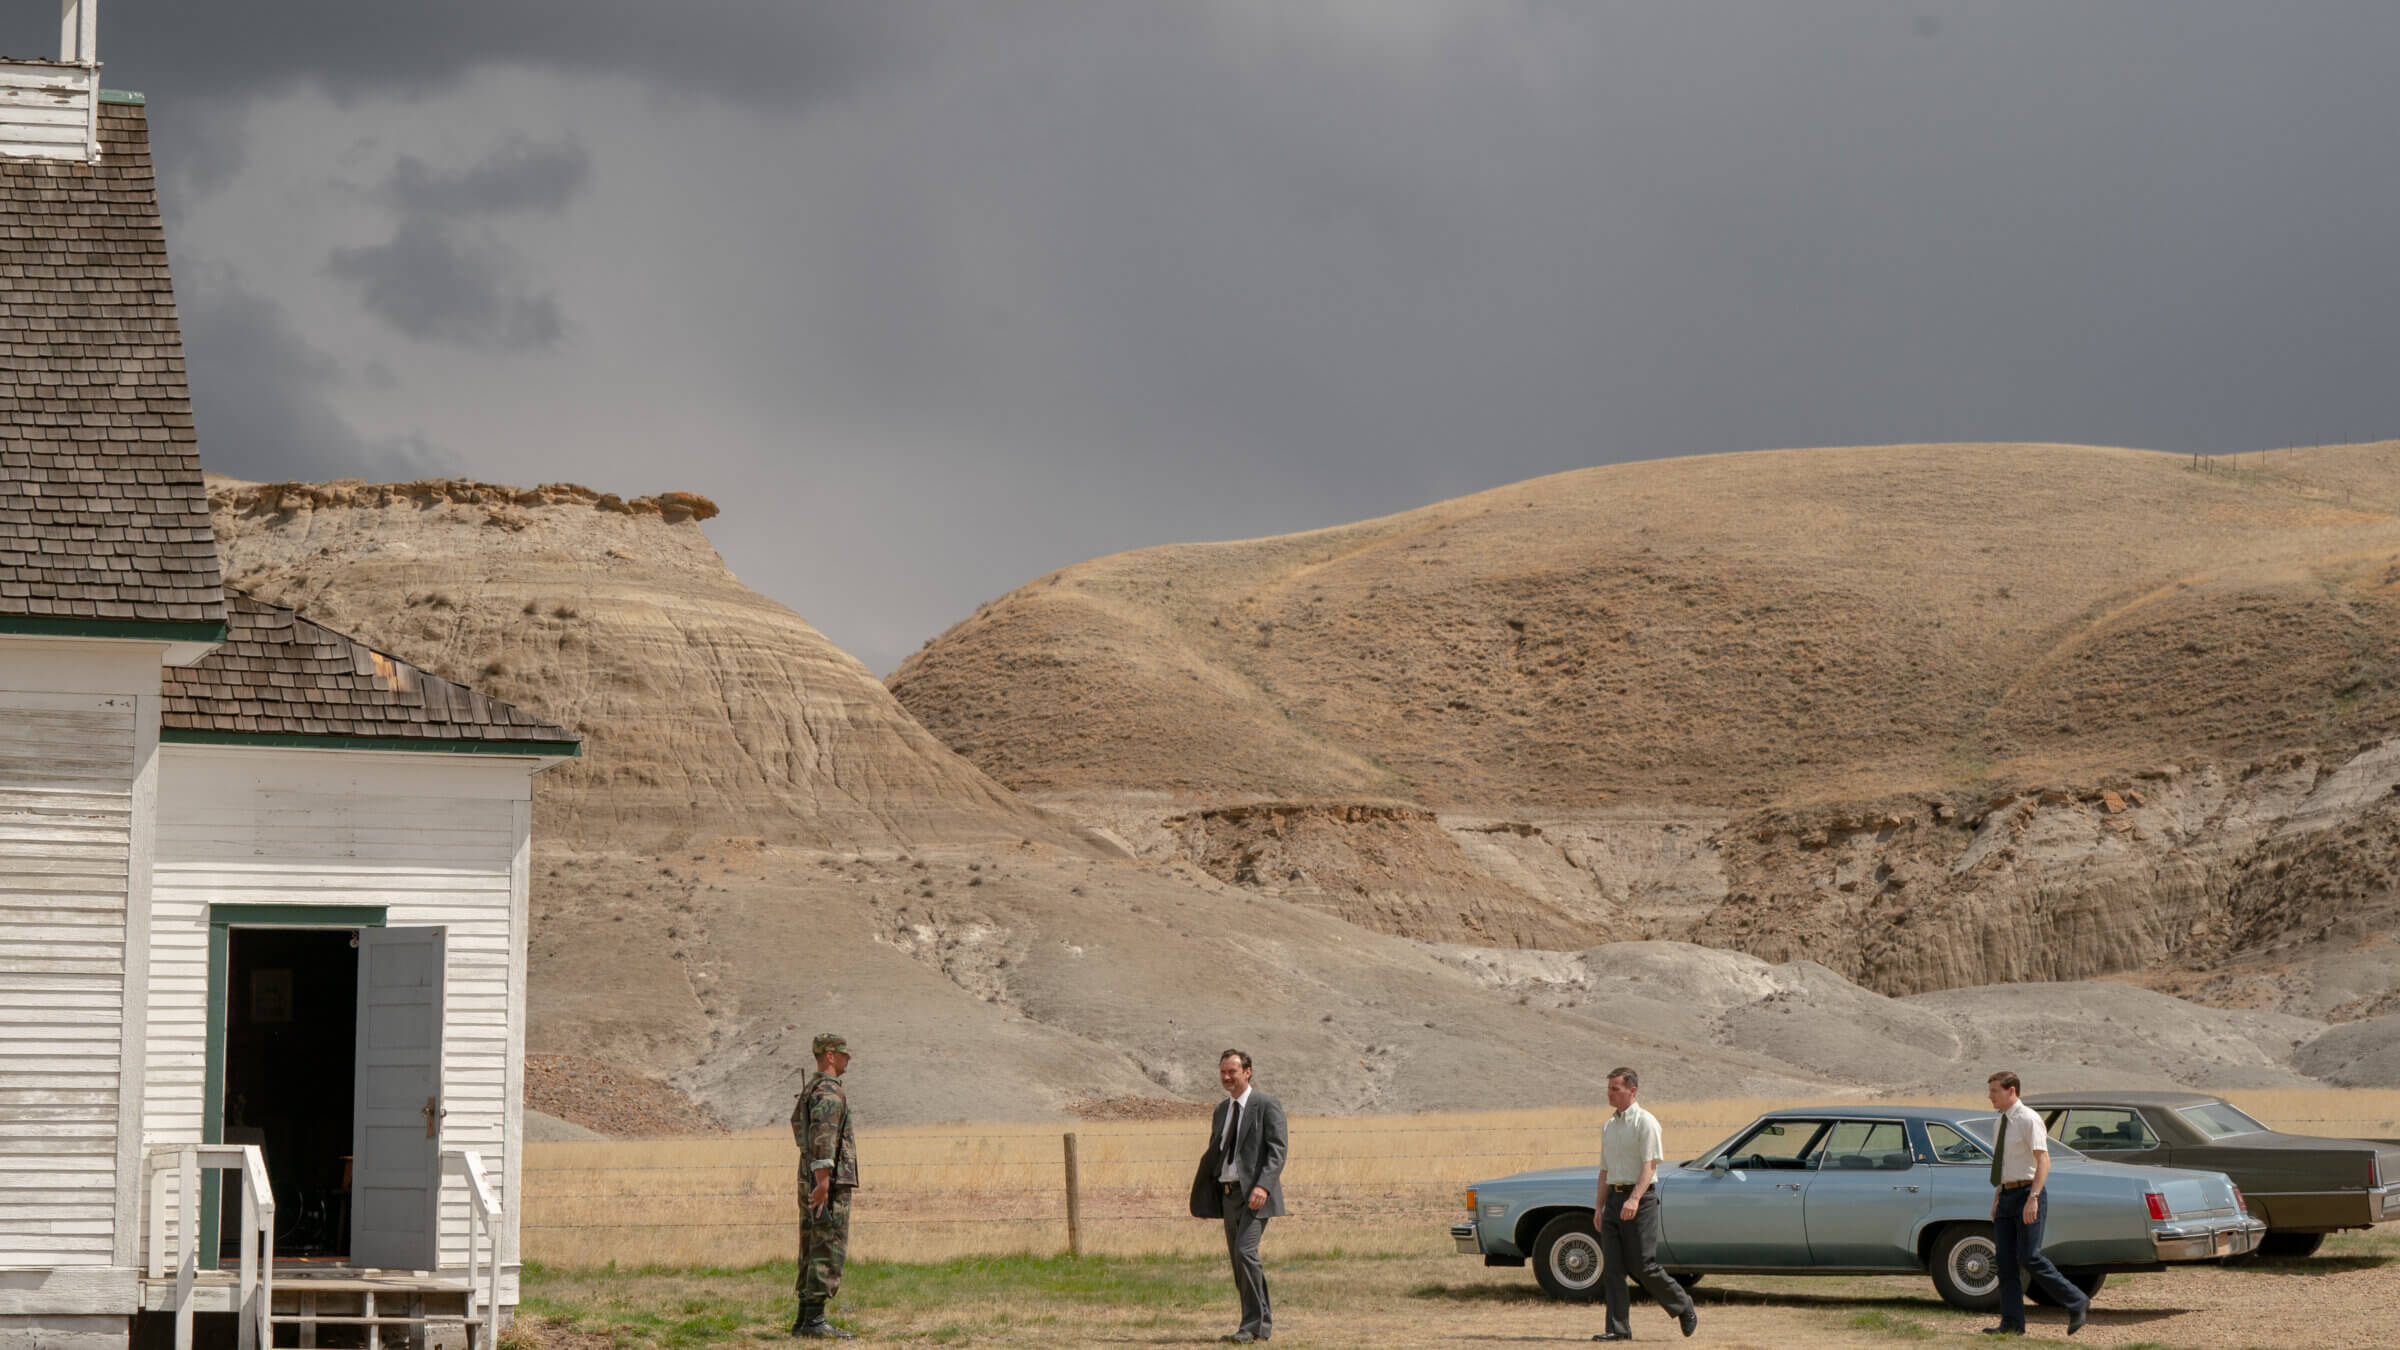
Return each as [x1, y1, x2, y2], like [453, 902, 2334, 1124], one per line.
[162, 593, 579, 753]
[0, 101, 224, 630]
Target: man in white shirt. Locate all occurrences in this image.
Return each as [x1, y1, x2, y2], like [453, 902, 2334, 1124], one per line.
[1592, 1067, 1697, 1341]
[1986, 1070, 2089, 1336]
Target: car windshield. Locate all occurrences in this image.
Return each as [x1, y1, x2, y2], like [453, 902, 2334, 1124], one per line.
[2177, 1100, 2269, 1139]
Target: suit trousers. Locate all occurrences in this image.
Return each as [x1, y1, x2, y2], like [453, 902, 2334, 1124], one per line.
[1221, 1187, 1273, 1339]
[1993, 1186, 2087, 1331]
[1599, 1190, 1692, 1338]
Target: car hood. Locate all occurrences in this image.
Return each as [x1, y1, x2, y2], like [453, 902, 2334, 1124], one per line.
[1474, 1165, 1598, 1188]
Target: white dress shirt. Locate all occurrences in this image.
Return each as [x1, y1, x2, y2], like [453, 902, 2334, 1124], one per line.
[1997, 1099, 2048, 1185]
[1601, 1102, 1665, 1184]
[1218, 1087, 1252, 1183]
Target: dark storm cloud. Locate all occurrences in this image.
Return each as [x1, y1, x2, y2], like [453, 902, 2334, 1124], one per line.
[101, 1, 915, 107]
[180, 281, 461, 481]
[327, 218, 564, 349]
[77, 1, 2400, 674]
[386, 138, 590, 217]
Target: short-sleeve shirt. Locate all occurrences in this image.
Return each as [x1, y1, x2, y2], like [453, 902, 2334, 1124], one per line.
[1601, 1102, 1665, 1183]
[1997, 1099, 2047, 1185]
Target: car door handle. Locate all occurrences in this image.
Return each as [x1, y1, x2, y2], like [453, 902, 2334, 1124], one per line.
[1776, 1183, 1803, 1192]
[1893, 1185, 1920, 1193]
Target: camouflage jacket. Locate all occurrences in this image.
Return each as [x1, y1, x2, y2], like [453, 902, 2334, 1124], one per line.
[792, 1072, 858, 1188]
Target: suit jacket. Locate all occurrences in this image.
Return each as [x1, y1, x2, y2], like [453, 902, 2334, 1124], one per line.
[1190, 1090, 1288, 1218]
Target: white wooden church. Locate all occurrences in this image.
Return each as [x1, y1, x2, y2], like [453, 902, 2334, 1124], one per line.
[3, 8, 578, 1348]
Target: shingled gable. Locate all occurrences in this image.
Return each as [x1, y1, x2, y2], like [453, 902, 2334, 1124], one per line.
[0, 98, 225, 640]
[161, 591, 580, 754]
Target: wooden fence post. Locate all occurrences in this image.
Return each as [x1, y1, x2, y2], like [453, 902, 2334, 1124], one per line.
[1063, 1131, 1083, 1258]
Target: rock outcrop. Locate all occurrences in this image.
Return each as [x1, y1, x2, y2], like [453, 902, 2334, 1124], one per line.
[209, 476, 1091, 852]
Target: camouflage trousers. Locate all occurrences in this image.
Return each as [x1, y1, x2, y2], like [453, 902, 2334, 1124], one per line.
[797, 1184, 853, 1302]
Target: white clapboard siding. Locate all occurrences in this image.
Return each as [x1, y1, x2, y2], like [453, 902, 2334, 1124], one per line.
[0, 60, 95, 162]
[0, 692, 133, 1266]
[152, 748, 532, 1274]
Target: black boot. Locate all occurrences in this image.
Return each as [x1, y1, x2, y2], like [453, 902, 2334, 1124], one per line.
[796, 1304, 855, 1340]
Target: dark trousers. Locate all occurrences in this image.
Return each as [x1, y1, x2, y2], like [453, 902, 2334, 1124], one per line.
[1221, 1185, 1272, 1339]
[1993, 1186, 2086, 1330]
[1600, 1189, 1692, 1337]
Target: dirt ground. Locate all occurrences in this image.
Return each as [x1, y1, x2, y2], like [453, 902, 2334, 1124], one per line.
[518, 1230, 2391, 1350]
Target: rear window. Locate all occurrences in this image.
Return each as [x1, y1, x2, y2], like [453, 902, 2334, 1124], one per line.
[2176, 1101, 2268, 1139]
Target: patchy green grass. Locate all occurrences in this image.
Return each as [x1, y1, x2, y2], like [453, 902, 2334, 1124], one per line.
[520, 1253, 1231, 1348]
[1846, 1307, 1934, 1338]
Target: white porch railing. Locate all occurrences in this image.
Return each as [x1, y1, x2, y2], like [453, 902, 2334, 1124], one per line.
[444, 1148, 504, 1348]
[146, 1143, 276, 1350]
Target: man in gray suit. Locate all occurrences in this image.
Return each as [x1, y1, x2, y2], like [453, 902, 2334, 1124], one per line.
[1189, 1048, 1288, 1343]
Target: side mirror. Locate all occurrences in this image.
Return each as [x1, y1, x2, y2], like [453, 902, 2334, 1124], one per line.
[1707, 1156, 1730, 1175]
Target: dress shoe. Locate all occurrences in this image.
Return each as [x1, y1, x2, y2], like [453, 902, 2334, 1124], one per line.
[1222, 1333, 1256, 1344]
[1592, 1334, 1632, 1342]
[1679, 1306, 1698, 1338]
[1979, 1328, 2022, 1337]
[2067, 1300, 2088, 1336]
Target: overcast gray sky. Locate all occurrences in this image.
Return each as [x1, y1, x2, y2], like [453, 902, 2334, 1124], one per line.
[25, 2, 2400, 674]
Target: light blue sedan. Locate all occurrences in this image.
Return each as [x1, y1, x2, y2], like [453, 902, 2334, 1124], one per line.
[1453, 1105, 2265, 1310]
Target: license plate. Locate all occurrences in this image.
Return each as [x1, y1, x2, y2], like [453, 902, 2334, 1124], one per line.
[2215, 1231, 2231, 1255]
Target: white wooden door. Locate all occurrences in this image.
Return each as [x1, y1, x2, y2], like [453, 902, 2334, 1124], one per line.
[351, 926, 444, 1270]
[0, 690, 135, 1265]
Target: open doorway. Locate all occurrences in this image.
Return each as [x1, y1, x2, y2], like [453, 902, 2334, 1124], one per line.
[220, 927, 358, 1261]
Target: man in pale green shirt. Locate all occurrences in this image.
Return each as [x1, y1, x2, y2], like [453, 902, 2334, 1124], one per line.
[1593, 1067, 1697, 1341]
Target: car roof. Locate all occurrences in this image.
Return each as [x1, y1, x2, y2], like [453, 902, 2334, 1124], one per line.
[2022, 1091, 2224, 1109]
[1758, 1105, 1975, 1122]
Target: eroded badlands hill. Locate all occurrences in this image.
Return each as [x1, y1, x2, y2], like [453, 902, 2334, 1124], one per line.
[212, 466, 2400, 1127]
[210, 477, 1082, 852]
[892, 444, 2400, 1017]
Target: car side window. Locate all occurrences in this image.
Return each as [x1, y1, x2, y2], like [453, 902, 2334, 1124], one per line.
[1720, 1118, 1831, 1170]
[2050, 1107, 2157, 1152]
[1819, 1120, 1914, 1171]
[1924, 1122, 1989, 1166]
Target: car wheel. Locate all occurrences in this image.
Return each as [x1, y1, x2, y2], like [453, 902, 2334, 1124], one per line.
[1929, 1223, 2002, 1312]
[1531, 1212, 1607, 1302]
[2258, 1230, 2325, 1260]
[2031, 1270, 2106, 1306]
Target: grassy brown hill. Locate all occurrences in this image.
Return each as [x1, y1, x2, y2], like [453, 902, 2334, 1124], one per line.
[207, 465, 2400, 1125]
[891, 444, 2400, 1013]
[892, 442, 2400, 807]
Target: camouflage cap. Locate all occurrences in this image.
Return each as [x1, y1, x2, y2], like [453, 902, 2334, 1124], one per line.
[812, 1033, 849, 1056]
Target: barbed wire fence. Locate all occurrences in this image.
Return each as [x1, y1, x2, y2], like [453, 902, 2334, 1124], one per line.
[518, 1115, 2400, 1266]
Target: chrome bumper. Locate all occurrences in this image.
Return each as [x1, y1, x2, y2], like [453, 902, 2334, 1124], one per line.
[1452, 1221, 1482, 1255]
[2378, 1184, 2400, 1222]
[2152, 1215, 2265, 1261]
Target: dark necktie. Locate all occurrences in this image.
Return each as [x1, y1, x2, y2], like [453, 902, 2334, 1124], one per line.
[1225, 1100, 1242, 1161]
[1990, 1115, 2007, 1187]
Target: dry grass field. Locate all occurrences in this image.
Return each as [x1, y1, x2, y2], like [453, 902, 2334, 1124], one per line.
[520, 1090, 2400, 1268]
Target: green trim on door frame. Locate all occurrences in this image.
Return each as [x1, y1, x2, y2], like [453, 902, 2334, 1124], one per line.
[200, 905, 387, 1270]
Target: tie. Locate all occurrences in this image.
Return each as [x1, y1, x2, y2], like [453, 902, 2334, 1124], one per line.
[1225, 1100, 1243, 1160]
[1990, 1114, 2007, 1187]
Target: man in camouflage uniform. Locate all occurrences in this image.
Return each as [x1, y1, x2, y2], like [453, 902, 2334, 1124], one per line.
[791, 1033, 858, 1339]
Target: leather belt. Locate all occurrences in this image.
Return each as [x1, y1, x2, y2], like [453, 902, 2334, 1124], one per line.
[1998, 1180, 2033, 1191]
[1222, 1181, 1239, 1194]
[1608, 1184, 1637, 1194]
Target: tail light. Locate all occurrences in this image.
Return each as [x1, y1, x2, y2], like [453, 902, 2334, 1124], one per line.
[2231, 1185, 2247, 1214]
[1465, 1187, 1479, 1214]
[2372, 1155, 2383, 1189]
[2144, 1192, 2171, 1221]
